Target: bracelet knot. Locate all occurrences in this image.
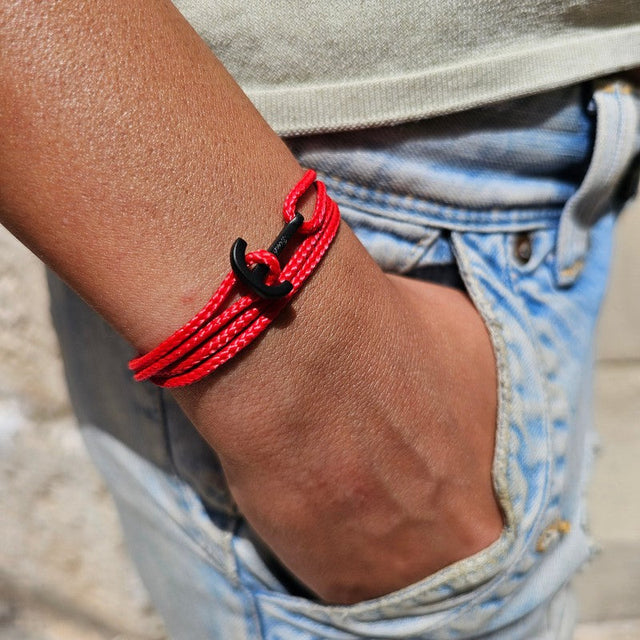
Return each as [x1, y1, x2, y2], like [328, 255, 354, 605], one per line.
[128, 169, 340, 387]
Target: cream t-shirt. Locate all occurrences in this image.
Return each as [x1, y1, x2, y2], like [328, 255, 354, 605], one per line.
[173, 1, 640, 135]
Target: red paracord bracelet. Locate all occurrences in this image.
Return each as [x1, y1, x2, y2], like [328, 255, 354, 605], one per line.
[129, 169, 340, 387]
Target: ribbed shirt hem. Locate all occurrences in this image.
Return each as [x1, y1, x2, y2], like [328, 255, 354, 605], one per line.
[247, 26, 640, 137]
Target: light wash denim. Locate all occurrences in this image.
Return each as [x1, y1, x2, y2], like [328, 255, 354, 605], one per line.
[48, 78, 640, 639]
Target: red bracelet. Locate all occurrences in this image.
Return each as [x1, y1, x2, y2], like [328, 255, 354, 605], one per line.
[128, 169, 340, 387]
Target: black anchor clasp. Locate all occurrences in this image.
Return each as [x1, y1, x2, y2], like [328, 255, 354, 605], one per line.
[230, 213, 304, 298]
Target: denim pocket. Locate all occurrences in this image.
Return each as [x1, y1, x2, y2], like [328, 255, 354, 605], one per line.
[336, 202, 448, 274]
[229, 202, 518, 640]
[230, 220, 594, 640]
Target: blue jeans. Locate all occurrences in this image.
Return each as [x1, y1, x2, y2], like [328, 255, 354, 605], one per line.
[48, 78, 640, 639]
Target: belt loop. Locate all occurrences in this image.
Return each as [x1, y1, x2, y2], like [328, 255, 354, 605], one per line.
[555, 79, 639, 287]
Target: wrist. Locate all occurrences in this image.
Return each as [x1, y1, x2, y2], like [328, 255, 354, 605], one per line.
[123, 161, 320, 356]
[170, 225, 393, 458]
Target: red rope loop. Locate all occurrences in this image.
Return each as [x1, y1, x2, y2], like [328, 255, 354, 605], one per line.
[245, 249, 282, 282]
[129, 169, 340, 387]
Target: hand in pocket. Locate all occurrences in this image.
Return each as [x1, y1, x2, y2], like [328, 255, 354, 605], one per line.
[206, 268, 504, 605]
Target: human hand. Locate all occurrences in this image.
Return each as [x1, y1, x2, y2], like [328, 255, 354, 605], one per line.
[175, 234, 504, 605]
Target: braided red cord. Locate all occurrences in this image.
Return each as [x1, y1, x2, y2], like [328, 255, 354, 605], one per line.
[129, 169, 340, 387]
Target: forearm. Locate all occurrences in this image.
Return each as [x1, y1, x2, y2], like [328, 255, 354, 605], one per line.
[0, 0, 373, 355]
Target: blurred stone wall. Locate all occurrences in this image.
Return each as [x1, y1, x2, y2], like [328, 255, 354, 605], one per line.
[0, 199, 639, 639]
[0, 230, 165, 640]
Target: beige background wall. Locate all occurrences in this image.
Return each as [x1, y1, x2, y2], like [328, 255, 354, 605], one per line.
[1, 199, 639, 639]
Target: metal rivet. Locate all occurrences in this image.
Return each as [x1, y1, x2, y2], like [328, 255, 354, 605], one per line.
[514, 232, 533, 264]
[560, 259, 585, 280]
[536, 519, 571, 553]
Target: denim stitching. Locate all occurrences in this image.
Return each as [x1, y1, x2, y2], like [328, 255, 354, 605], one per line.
[318, 170, 563, 230]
